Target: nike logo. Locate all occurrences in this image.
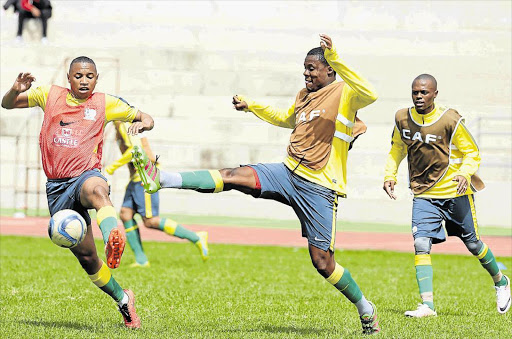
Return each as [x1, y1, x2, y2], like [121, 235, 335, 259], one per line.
[499, 298, 510, 312]
[314, 236, 328, 242]
[59, 120, 79, 126]
[418, 277, 430, 281]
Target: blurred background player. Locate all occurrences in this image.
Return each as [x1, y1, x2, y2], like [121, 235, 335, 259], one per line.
[105, 121, 209, 266]
[383, 74, 511, 317]
[1, 56, 155, 328]
[3, 0, 52, 44]
[131, 34, 381, 335]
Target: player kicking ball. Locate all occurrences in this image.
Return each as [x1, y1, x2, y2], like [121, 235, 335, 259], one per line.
[132, 34, 381, 335]
[105, 121, 209, 266]
[383, 74, 510, 317]
[1, 57, 156, 328]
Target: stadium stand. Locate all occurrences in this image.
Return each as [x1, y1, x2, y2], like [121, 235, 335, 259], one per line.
[1, 1, 510, 227]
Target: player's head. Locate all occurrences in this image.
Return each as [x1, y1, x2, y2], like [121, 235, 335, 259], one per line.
[411, 74, 438, 114]
[67, 56, 99, 100]
[304, 47, 336, 92]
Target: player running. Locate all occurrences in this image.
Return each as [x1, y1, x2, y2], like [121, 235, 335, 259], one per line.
[383, 74, 510, 317]
[131, 34, 381, 335]
[105, 121, 209, 266]
[1, 57, 154, 328]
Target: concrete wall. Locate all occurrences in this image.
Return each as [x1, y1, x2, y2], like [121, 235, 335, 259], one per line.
[1, 1, 510, 227]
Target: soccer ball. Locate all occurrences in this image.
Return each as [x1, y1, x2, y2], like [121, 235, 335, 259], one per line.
[48, 209, 87, 248]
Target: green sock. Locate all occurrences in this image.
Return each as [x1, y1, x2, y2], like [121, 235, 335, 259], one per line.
[326, 263, 363, 303]
[159, 218, 200, 243]
[415, 254, 434, 310]
[180, 170, 224, 193]
[89, 262, 125, 302]
[123, 219, 148, 264]
[476, 243, 506, 286]
[97, 206, 118, 244]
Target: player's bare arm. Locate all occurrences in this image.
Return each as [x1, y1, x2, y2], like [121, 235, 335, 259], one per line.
[383, 180, 397, 200]
[232, 95, 248, 111]
[128, 111, 154, 135]
[1, 73, 36, 109]
[452, 175, 468, 195]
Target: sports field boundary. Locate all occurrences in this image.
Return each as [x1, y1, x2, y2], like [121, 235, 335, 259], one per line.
[1, 216, 510, 256]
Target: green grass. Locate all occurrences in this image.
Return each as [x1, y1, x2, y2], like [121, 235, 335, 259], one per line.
[1, 236, 511, 338]
[2, 208, 511, 236]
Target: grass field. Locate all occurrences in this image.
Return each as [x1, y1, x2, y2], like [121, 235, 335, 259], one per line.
[1, 235, 511, 338]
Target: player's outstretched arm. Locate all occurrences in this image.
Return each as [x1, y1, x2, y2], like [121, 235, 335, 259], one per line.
[233, 95, 295, 128]
[128, 111, 154, 135]
[1, 73, 36, 109]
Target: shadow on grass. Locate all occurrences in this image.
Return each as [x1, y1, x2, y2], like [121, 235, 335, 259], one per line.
[22, 319, 96, 331]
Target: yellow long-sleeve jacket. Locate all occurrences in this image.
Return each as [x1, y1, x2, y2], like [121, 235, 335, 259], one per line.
[238, 44, 378, 196]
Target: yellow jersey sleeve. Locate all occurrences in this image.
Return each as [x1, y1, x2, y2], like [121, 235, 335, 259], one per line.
[26, 85, 51, 110]
[106, 123, 143, 179]
[237, 95, 296, 128]
[451, 122, 481, 183]
[324, 44, 378, 114]
[384, 126, 408, 183]
[105, 94, 138, 122]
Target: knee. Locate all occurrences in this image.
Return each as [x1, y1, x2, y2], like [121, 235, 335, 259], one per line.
[414, 237, 432, 255]
[119, 211, 130, 222]
[219, 168, 237, 181]
[465, 240, 483, 256]
[310, 253, 333, 277]
[91, 184, 110, 200]
[144, 218, 160, 229]
[74, 250, 100, 271]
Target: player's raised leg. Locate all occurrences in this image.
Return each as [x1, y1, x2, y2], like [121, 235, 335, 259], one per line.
[80, 176, 126, 269]
[71, 223, 140, 328]
[131, 145, 258, 195]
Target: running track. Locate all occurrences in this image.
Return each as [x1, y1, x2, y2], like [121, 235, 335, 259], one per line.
[0, 216, 510, 256]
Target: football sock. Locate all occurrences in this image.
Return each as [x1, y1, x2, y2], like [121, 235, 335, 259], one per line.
[97, 206, 118, 244]
[89, 261, 125, 302]
[415, 254, 434, 310]
[123, 219, 148, 264]
[118, 292, 129, 306]
[159, 218, 200, 243]
[326, 263, 372, 316]
[160, 171, 182, 188]
[476, 243, 506, 286]
[177, 170, 224, 193]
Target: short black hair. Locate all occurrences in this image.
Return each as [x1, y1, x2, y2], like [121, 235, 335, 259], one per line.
[413, 74, 437, 90]
[306, 47, 329, 66]
[69, 56, 96, 72]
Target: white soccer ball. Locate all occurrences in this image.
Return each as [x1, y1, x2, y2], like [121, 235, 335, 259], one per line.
[48, 209, 87, 248]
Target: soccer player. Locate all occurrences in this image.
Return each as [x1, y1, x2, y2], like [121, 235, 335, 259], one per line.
[131, 34, 381, 335]
[1, 56, 154, 328]
[383, 74, 511, 317]
[105, 121, 209, 266]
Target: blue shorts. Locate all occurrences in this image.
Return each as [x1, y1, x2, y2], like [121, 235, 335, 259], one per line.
[248, 163, 338, 251]
[412, 195, 480, 244]
[122, 181, 159, 218]
[46, 169, 107, 225]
